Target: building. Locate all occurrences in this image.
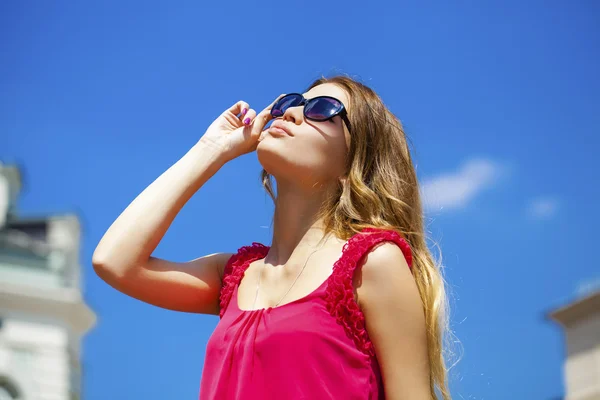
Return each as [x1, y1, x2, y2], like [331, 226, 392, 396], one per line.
[549, 288, 600, 400]
[0, 163, 96, 400]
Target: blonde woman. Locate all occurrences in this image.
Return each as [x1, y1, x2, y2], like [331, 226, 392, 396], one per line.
[93, 75, 451, 399]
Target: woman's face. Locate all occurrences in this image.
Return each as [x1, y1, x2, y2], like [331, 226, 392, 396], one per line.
[257, 83, 351, 189]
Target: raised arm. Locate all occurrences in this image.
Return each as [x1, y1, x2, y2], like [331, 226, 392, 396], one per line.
[93, 96, 283, 314]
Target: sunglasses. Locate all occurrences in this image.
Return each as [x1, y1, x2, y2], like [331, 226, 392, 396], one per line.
[270, 93, 351, 133]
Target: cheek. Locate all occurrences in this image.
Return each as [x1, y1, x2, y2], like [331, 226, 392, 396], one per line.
[298, 131, 347, 173]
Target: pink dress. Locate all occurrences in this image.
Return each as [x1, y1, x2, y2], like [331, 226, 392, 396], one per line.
[199, 228, 413, 399]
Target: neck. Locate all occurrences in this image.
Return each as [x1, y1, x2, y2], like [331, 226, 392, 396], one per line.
[267, 179, 335, 265]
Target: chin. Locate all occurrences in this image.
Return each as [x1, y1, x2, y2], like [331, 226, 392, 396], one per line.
[256, 139, 331, 186]
[257, 139, 303, 181]
[257, 139, 284, 176]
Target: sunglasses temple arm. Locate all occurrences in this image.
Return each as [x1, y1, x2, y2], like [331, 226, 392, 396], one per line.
[341, 111, 351, 132]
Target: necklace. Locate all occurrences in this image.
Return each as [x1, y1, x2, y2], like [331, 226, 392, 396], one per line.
[251, 236, 330, 309]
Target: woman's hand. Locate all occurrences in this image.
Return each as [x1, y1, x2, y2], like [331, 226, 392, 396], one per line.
[200, 94, 285, 162]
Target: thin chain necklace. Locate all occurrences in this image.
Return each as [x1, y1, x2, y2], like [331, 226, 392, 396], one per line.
[252, 236, 330, 309]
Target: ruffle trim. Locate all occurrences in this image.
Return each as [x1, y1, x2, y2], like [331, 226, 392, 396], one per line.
[324, 228, 413, 357]
[217, 228, 413, 358]
[219, 242, 269, 318]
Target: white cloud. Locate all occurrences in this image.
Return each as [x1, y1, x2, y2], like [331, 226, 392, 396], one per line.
[420, 158, 503, 212]
[528, 197, 559, 219]
[576, 277, 600, 297]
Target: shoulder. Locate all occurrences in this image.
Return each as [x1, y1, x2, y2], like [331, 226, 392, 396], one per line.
[357, 241, 419, 313]
[362, 240, 412, 278]
[350, 228, 413, 268]
[217, 242, 269, 318]
[214, 252, 236, 281]
[220, 242, 269, 281]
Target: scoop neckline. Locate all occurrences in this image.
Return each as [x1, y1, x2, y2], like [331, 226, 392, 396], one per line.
[233, 274, 332, 313]
[233, 246, 346, 313]
[229, 227, 394, 313]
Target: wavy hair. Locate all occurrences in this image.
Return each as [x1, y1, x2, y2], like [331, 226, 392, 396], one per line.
[261, 74, 456, 399]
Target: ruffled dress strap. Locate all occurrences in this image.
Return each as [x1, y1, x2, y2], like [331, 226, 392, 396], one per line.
[324, 227, 413, 356]
[219, 243, 269, 318]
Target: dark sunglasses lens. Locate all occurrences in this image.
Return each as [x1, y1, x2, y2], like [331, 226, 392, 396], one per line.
[271, 94, 303, 117]
[305, 97, 342, 121]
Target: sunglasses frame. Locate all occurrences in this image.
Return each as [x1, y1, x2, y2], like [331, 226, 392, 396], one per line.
[270, 93, 352, 133]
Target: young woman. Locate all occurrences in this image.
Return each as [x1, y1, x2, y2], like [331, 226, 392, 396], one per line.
[93, 75, 451, 399]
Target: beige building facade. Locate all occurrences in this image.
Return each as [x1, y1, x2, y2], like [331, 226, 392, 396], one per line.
[0, 163, 95, 400]
[549, 289, 600, 400]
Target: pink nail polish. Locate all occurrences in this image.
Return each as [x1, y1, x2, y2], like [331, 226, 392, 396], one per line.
[243, 118, 250, 125]
[242, 108, 248, 116]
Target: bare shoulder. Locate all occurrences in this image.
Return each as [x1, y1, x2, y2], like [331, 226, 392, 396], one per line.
[356, 241, 424, 331]
[357, 242, 416, 303]
[211, 252, 235, 280]
[356, 242, 430, 398]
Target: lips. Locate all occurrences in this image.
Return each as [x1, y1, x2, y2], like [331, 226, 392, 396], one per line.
[270, 121, 293, 136]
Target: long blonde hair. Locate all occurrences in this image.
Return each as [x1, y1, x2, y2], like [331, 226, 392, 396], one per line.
[261, 74, 455, 399]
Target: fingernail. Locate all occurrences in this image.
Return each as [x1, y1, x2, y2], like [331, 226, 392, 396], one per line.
[242, 108, 248, 116]
[243, 118, 250, 125]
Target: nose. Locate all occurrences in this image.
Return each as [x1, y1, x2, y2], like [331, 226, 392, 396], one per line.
[282, 104, 304, 125]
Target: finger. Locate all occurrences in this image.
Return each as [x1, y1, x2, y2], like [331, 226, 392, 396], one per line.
[249, 94, 287, 135]
[250, 108, 274, 137]
[225, 100, 250, 119]
[242, 108, 257, 126]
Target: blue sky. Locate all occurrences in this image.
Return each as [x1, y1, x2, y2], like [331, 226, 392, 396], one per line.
[2, 2, 599, 399]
